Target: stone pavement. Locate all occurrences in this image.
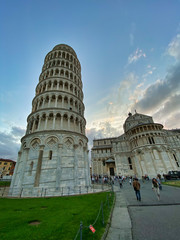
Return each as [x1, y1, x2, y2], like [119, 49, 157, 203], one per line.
[106, 180, 180, 240]
[106, 184, 132, 240]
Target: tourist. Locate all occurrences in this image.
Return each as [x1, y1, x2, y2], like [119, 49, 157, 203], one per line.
[119, 177, 123, 188]
[133, 178, 141, 201]
[157, 175, 162, 190]
[152, 178, 160, 200]
[129, 178, 132, 185]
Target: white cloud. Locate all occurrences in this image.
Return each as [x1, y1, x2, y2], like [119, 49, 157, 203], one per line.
[128, 48, 146, 64]
[133, 62, 180, 113]
[0, 126, 25, 160]
[167, 34, 180, 60]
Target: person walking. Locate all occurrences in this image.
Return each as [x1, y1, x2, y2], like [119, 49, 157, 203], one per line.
[133, 178, 141, 201]
[152, 178, 160, 200]
[119, 177, 123, 189]
[157, 174, 162, 190]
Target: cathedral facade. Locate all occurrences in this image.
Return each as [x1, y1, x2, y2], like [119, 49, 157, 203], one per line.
[91, 112, 180, 178]
[10, 44, 90, 197]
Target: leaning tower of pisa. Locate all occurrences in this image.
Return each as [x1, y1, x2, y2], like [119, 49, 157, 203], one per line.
[10, 44, 90, 197]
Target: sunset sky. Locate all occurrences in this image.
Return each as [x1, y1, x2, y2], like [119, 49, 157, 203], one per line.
[1, 0, 180, 160]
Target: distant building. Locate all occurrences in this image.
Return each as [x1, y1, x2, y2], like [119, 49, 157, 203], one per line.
[91, 112, 180, 178]
[0, 159, 16, 177]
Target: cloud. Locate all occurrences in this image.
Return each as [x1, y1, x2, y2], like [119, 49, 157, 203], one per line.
[11, 126, 25, 137]
[154, 94, 180, 119]
[152, 94, 180, 129]
[164, 112, 180, 129]
[128, 48, 146, 64]
[86, 122, 120, 151]
[167, 34, 180, 60]
[0, 126, 25, 160]
[133, 62, 180, 113]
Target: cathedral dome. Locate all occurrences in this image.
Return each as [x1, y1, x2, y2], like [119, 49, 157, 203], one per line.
[123, 112, 154, 133]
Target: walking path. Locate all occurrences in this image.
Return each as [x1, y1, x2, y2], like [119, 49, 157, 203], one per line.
[106, 180, 180, 240]
[106, 185, 132, 240]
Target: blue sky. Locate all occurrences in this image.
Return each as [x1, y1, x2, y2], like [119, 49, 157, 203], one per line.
[1, 0, 180, 160]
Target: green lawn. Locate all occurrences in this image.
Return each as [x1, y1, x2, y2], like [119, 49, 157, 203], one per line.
[0, 181, 11, 187]
[162, 180, 180, 188]
[0, 191, 114, 240]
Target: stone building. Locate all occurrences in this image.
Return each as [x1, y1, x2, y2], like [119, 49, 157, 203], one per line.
[10, 44, 90, 197]
[91, 112, 180, 178]
[0, 159, 16, 177]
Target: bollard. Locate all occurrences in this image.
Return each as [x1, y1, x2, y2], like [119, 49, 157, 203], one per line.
[101, 202, 104, 225]
[80, 221, 83, 240]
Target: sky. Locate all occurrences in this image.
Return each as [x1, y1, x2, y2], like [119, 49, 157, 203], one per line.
[1, 0, 180, 161]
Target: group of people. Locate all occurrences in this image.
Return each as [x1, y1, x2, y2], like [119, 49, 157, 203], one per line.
[132, 175, 162, 201]
[91, 173, 163, 201]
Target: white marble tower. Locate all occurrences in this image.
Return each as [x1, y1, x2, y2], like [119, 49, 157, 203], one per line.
[10, 44, 90, 197]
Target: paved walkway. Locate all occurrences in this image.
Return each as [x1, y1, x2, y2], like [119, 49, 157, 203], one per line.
[106, 180, 180, 240]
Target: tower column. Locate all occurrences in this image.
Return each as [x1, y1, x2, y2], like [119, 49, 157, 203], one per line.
[53, 115, 56, 129]
[44, 115, 48, 130]
[38, 117, 42, 131]
[57, 81, 60, 90]
[18, 148, 30, 190]
[55, 95, 58, 107]
[60, 116, 63, 129]
[34, 145, 44, 187]
[42, 98, 45, 108]
[56, 144, 63, 188]
[32, 119, 36, 132]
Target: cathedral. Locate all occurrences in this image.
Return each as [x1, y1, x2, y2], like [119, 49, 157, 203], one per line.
[91, 112, 180, 178]
[9, 44, 90, 197]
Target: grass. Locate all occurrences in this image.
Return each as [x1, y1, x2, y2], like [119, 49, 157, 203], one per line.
[0, 191, 114, 240]
[0, 181, 11, 187]
[162, 180, 180, 188]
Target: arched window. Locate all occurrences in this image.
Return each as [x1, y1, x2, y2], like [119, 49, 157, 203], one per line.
[55, 69, 59, 75]
[60, 70, 64, 76]
[65, 71, 69, 78]
[128, 157, 133, 170]
[49, 150, 53, 160]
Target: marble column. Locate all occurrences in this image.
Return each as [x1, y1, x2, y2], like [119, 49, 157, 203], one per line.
[34, 145, 44, 187]
[73, 144, 79, 186]
[56, 144, 63, 189]
[18, 148, 30, 189]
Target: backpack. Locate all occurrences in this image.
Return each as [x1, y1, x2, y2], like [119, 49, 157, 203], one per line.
[153, 180, 158, 188]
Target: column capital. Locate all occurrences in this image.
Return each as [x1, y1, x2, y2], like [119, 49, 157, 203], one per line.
[39, 144, 45, 150]
[58, 144, 63, 148]
[25, 147, 30, 151]
[74, 144, 78, 149]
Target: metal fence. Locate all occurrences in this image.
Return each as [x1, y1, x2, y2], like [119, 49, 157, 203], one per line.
[1, 183, 112, 198]
[74, 189, 114, 240]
